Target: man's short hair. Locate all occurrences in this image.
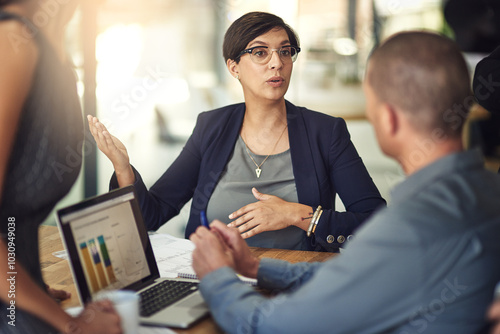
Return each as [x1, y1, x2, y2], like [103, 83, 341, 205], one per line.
[367, 31, 472, 138]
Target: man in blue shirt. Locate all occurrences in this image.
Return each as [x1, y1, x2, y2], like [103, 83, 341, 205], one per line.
[189, 31, 500, 334]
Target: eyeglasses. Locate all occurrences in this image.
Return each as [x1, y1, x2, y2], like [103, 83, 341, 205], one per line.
[238, 45, 301, 64]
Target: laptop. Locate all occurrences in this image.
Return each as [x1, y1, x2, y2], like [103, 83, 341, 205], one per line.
[56, 185, 209, 328]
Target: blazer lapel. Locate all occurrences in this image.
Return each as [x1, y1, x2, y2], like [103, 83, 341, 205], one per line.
[286, 100, 321, 207]
[200, 104, 245, 194]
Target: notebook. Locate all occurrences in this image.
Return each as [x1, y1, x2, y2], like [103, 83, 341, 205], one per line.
[177, 269, 257, 286]
[55, 185, 209, 328]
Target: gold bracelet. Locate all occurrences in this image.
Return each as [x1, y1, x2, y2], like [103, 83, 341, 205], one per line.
[306, 205, 322, 237]
[311, 209, 323, 235]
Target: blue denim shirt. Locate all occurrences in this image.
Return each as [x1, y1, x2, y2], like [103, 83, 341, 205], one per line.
[199, 149, 500, 334]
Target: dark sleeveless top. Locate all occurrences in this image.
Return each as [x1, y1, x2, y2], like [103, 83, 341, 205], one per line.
[0, 12, 83, 333]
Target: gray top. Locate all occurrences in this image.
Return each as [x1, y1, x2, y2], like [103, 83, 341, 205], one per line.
[207, 136, 306, 250]
[199, 149, 500, 334]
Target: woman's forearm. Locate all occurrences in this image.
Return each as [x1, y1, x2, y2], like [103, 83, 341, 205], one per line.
[0, 239, 73, 333]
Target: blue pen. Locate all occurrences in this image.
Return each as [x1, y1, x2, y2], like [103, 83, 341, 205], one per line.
[200, 211, 209, 228]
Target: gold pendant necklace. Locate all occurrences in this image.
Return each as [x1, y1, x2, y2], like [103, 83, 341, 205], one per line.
[243, 124, 288, 178]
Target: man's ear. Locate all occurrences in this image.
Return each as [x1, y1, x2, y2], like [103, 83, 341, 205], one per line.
[226, 59, 239, 79]
[381, 103, 399, 137]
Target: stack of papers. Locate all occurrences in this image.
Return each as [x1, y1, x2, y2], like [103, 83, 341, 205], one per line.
[148, 233, 256, 285]
[147, 233, 196, 278]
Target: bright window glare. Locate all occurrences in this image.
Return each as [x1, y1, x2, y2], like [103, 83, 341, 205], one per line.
[156, 77, 190, 105]
[375, 0, 440, 16]
[333, 38, 358, 56]
[96, 24, 144, 84]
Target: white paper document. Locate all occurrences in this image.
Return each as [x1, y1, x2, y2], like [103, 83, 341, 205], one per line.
[148, 233, 196, 278]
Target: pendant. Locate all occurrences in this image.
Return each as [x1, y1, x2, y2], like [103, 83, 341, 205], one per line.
[255, 168, 262, 178]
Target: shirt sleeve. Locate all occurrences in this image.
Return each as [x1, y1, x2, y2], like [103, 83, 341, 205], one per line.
[312, 118, 386, 251]
[256, 258, 322, 291]
[199, 210, 424, 334]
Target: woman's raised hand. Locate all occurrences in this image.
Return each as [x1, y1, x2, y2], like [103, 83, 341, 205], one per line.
[87, 116, 135, 186]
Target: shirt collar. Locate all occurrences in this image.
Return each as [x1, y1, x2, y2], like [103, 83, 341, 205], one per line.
[390, 149, 484, 204]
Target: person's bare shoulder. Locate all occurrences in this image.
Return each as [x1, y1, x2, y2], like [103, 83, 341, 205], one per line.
[0, 20, 39, 157]
[0, 19, 39, 84]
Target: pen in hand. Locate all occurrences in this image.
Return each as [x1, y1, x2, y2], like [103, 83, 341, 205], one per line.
[200, 211, 210, 228]
[200, 212, 231, 253]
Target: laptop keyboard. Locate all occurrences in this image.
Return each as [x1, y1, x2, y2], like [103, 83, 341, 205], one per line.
[139, 280, 199, 317]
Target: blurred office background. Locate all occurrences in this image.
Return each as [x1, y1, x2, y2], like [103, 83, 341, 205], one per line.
[48, 0, 500, 237]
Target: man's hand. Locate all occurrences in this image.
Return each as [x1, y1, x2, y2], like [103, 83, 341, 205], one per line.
[189, 223, 235, 279]
[208, 221, 260, 279]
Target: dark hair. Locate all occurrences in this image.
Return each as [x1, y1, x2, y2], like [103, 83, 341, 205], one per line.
[0, 0, 24, 6]
[444, 0, 500, 53]
[368, 31, 472, 138]
[473, 45, 500, 113]
[223, 11, 299, 64]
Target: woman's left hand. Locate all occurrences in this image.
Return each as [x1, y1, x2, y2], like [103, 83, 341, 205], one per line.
[46, 284, 71, 301]
[228, 188, 312, 238]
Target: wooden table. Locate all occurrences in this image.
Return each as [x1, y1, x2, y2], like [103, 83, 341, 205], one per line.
[40, 225, 336, 334]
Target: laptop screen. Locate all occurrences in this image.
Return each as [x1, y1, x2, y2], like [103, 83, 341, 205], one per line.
[57, 186, 159, 303]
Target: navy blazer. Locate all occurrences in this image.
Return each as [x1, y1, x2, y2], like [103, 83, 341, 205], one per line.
[112, 100, 386, 251]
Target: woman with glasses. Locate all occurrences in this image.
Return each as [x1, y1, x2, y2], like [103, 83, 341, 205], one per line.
[89, 11, 385, 252]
